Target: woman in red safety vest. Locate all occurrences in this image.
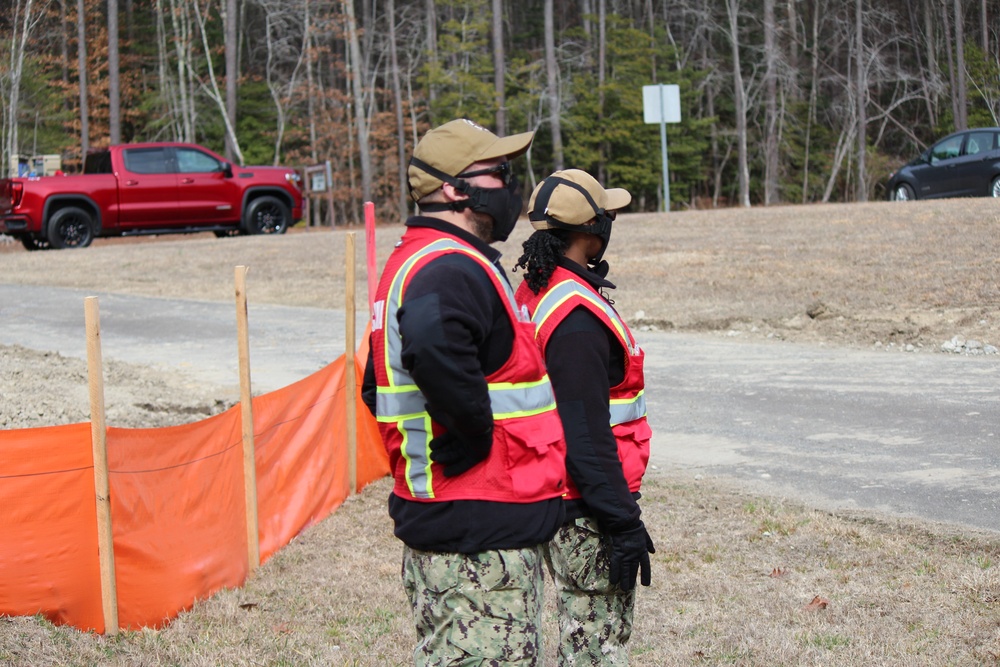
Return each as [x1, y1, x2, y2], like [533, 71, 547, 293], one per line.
[514, 169, 655, 666]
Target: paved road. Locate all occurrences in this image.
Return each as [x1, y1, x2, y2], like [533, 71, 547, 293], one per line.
[3, 284, 998, 533]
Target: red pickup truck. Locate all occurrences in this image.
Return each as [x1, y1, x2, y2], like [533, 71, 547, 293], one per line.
[0, 142, 303, 250]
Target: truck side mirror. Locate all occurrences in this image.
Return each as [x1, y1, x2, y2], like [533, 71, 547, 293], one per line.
[222, 162, 234, 178]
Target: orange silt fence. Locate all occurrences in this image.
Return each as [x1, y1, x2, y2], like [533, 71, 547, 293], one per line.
[0, 351, 388, 633]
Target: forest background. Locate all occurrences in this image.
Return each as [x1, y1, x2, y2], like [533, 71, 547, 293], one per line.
[3, 0, 1000, 225]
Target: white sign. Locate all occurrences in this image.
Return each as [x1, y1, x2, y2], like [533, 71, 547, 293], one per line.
[642, 84, 681, 124]
[310, 172, 327, 193]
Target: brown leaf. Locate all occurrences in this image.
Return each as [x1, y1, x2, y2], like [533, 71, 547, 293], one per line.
[238, 602, 258, 611]
[802, 595, 830, 611]
[769, 567, 786, 578]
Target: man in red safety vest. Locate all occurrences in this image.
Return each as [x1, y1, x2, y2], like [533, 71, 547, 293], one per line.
[362, 119, 567, 666]
[514, 169, 655, 665]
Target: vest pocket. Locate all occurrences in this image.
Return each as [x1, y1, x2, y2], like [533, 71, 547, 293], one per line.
[500, 411, 566, 499]
[613, 418, 652, 490]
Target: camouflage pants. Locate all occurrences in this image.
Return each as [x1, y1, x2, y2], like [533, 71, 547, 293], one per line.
[543, 517, 636, 666]
[401, 544, 545, 666]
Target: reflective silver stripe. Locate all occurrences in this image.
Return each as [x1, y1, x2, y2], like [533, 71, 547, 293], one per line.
[610, 391, 646, 426]
[400, 414, 433, 498]
[377, 378, 556, 421]
[532, 278, 645, 426]
[532, 279, 638, 355]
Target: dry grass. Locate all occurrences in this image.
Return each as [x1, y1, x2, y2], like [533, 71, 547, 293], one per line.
[2, 199, 999, 664]
[3, 474, 999, 666]
[2, 197, 998, 348]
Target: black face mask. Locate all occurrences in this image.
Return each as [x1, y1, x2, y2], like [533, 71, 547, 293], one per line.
[527, 176, 614, 268]
[410, 158, 523, 242]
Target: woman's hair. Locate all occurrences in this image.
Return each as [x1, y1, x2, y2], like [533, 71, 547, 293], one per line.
[514, 229, 573, 294]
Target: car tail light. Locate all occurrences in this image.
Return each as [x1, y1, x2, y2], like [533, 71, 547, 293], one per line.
[6, 181, 23, 207]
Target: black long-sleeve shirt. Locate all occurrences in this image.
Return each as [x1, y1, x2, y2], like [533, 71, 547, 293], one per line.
[362, 216, 563, 554]
[543, 258, 642, 533]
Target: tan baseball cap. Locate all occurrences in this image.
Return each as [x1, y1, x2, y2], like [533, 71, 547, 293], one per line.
[528, 169, 632, 228]
[408, 119, 534, 201]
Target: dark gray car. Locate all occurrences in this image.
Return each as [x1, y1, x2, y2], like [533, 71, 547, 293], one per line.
[886, 127, 1000, 200]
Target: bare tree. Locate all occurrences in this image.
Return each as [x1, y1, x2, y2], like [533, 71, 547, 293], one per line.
[544, 0, 563, 170]
[108, 0, 121, 143]
[167, 0, 196, 141]
[224, 0, 238, 160]
[344, 0, 372, 213]
[3, 0, 42, 175]
[77, 0, 89, 157]
[953, 0, 967, 129]
[855, 0, 867, 202]
[192, 0, 242, 162]
[763, 0, 780, 204]
[425, 0, 437, 114]
[492, 0, 506, 135]
[725, 0, 750, 207]
[388, 0, 408, 220]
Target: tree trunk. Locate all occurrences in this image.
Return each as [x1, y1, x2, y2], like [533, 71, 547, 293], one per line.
[192, 0, 241, 162]
[77, 0, 89, 157]
[305, 0, 317, 162]
[953, 0, 967, 130]
[802, 0, 819, 203]
[426, 0, 437, 114]
[108, 0, 121, 144]
[544, 0, 563, 170]
[388, 0, 408, 221]
[224, 0, 238, 160]
[345, 0, 372, 215]
[726, 0, 750, 207]
[763, 0, 779, 204]
[941, 1, 959, 129]
[981, 0, 988, 53]
[855, 0, 867, 202]
[597, 0, 607, 183]
[492, 0, 506, 136]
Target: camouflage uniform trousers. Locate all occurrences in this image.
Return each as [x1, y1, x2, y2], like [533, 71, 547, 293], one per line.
[402, 543, 546, 666]
[543, 516, 636, 666]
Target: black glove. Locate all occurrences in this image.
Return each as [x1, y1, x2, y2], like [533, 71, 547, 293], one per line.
[607, 523, 655, 591]
[428, 430, 492, 477]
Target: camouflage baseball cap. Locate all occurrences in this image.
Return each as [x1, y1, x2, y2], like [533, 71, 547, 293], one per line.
[408, 119, 534, 201]
[528, 169, 632, 228]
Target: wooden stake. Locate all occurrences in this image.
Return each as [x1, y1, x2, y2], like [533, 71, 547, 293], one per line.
[84, 297, 119, 635]
[345, 233, 358, 494]
[234, 266, 260, 574]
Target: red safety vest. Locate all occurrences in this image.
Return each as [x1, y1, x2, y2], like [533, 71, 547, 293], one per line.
[370, 226, 566, 503]
[515, 266, 651, 500]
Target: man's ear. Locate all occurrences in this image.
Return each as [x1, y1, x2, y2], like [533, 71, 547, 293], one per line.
[441, 181, 469, 202]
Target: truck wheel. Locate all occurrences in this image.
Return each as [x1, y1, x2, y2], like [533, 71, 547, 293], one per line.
[20, 235, 51, 251]
[244, 196, 290, 235]
[47, 207, 95, 249]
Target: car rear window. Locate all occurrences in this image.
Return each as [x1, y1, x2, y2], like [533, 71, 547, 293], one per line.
[964, 131, 998, 156]
[83, 151, 113, 174]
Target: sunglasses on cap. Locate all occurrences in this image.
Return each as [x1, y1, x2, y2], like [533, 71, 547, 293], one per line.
[457, 161, 513, 185]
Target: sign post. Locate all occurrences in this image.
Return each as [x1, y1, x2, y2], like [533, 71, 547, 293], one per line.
[642, 84, 681, 212]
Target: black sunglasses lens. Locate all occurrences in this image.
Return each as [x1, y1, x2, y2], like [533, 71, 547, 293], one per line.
[458, 162, 511, 184]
